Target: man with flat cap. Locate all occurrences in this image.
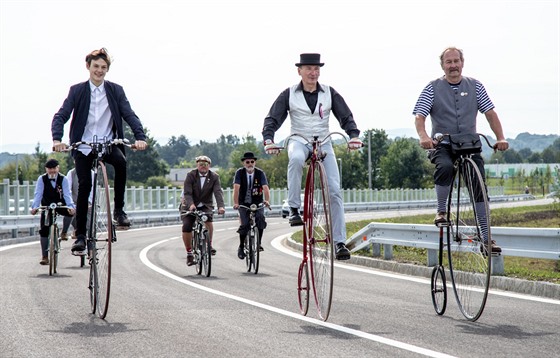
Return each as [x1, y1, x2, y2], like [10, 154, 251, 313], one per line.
[232, 152, 270, 259]
[262, 53, 362, 260]
[31, 159, 76, 265]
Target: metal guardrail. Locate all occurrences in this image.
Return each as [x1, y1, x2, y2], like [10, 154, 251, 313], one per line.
[347, 223, 560, 260]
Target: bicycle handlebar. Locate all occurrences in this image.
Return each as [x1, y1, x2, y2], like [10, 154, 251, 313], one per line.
[433, 133, 496, 150]
[238, 203, 271, 212]
[281, 131, 349, 149]
[55, 137, 142, 153]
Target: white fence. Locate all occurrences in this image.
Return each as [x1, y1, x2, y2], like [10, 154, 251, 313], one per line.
[0, 178, 506, 216]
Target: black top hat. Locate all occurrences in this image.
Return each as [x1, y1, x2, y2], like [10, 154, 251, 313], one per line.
[45, 159, 59, 168]
[295, 53, 324, 67]
[241, 152, 258, 161]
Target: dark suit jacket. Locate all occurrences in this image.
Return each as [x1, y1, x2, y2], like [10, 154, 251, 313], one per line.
[51, 80, 146, 146]
[183, 170, 225, 209]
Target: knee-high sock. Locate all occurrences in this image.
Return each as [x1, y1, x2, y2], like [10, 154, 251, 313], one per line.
[435, 185, 451, 213]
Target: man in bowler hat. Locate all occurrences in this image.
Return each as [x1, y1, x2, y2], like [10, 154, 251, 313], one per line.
[232, 152, 270, 259]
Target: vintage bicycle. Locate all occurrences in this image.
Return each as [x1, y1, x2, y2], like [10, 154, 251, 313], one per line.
[238, 203, 269, 274]
[64, 136, 136, 319]
[37, 202, 73, 276]
[273, 131, 353, 321]
[181, 210, 212, 277]
[430, 132, 498, 321]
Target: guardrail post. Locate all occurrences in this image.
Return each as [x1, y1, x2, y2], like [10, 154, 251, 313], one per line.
[491, 255, 505, 275]
[427, 249, 438, 267]
[383, 244, 393, 260]
[372, 243, 381, 257]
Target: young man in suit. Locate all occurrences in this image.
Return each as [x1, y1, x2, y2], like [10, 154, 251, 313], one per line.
[180, 155, 226, 266]
[51, 48, 147, 255]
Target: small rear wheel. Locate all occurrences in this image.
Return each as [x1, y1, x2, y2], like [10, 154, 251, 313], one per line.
[297, 261, 309, 316]
[430, 265, 447, 315]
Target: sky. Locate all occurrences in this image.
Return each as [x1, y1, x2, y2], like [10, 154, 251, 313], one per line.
[1, 0, 559, 154]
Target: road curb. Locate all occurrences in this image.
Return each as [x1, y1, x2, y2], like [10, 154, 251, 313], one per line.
[284, 237, 560, 300]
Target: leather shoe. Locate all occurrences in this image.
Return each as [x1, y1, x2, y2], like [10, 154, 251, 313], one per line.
[186, 252, 194, 266]
[72, 235, 86, 252]
[434, 212, 447, 226]
[39, 257, 49, 265]
[335, 242, 351, 260]
[237, 246, 245, 260]
[289, 207, 303, 226]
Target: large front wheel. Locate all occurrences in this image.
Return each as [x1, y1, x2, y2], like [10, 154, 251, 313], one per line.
[306, 161, 334, 321]
[447, 157, 491, 321]
[92, 162, 113, 319]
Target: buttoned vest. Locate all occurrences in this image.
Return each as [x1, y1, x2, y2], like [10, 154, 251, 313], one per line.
[430, 77, 478, 137]
[40, 174, 67, 206]
[288, 84, 332, 143]
[238, 168, 265, 206]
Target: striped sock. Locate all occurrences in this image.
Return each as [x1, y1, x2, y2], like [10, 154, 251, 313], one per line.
[475, 201, 489, 242]
[435, 185, 451, 213]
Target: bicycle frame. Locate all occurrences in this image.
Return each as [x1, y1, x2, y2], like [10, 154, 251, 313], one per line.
[430, 133, 494, 322]
[283, 132, 347, 321]
[238, 204, 267, 274]
[183, 210, 212, 277]
[38, 202, 71, 276]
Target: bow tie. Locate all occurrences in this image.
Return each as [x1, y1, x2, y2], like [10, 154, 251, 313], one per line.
[50, 179, 56, 182]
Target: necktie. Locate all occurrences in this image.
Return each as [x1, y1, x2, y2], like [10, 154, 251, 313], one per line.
[245, 175, 252, 203]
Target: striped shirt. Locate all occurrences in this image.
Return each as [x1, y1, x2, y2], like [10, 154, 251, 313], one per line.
[412, 78, 495, 117]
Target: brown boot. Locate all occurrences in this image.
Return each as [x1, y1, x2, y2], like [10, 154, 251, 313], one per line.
[186, 252, 194, 266]
[434, 212, 447, 226]
[39, 257, 49, 265]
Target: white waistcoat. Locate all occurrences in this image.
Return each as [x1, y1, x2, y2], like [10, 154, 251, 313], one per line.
[288, 84, 332, 143]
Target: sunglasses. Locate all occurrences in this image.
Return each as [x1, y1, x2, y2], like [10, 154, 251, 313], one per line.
[244, 160, 255, 164]
[197, 162, 209, 167]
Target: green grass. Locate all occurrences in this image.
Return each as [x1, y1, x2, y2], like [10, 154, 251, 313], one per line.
[294, 203, 560, 283]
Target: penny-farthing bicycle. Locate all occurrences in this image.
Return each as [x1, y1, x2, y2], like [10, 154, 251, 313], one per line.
[66, 137, 136, 319]
[277, 132, 350, 321]
[430, 133, 498, 321]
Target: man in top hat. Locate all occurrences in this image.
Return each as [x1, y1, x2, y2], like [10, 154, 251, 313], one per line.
[262, 53, 362, 260]
[31, 159, 76, 265]
[232, 152, 270, 259]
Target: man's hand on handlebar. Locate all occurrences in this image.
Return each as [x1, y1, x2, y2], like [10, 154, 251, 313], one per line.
[264, 139, 281, 155]
[348, 137, 363, 150]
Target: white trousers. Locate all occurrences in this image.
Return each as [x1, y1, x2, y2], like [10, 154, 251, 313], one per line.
[287, 140, 346, 244]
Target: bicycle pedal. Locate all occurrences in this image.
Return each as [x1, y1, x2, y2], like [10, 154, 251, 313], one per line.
[72, 249, 87, 256]
[115, 225, 130, 231]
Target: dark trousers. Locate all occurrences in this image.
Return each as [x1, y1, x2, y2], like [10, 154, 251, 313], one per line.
[74, 147, 127, 236]
[431, 144, 485, 186]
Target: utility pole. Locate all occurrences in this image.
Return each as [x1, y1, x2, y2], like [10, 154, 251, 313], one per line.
[368, 131, 372, 189]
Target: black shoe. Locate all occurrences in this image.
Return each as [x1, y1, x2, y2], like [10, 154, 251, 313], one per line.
[72, 235, 86, 252]
[114, 209, 131, 226]
[211, 247, 217, 256]
[335, 242, 351, 260]
[259, 246, 264, 252]
[289, 207, 303, 226]
[237, 246, 245, 259]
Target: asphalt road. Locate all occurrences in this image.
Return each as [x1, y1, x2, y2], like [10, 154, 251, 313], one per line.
[1, 206, 559, 358]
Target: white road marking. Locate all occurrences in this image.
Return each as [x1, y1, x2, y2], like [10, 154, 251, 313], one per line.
[140, 237, 456, 358]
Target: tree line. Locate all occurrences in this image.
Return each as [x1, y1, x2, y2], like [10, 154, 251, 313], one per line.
[1, 126, 559, 192]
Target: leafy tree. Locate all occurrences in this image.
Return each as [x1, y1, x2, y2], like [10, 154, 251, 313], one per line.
[334, 143, 368, 189]
[380, 137, 429, 189]
[361, 129, 391, 189]
[502, 148, 523, 163]
[124, 125, 168, 182]
[157, 135, 191, 166]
